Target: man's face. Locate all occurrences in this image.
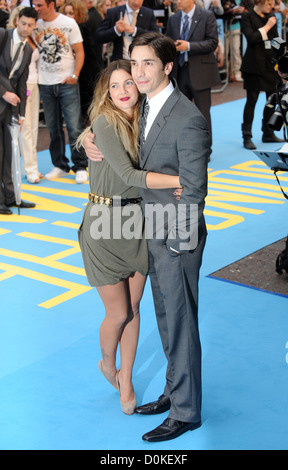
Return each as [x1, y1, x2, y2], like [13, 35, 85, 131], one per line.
[33, 0, 52, 20]
[177, 0, 194, 12]
[16, 16, 36, 40]
[130, 45, 173, 99]
[127, 0, 143, 11]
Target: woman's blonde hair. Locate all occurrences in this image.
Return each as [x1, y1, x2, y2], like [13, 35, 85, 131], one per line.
[6, 4, 24, 28]
[78, 60, 141, 162]
[59, 0, 89, 24]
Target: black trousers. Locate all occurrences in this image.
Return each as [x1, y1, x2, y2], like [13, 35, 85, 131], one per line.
[0, 108, 15, 205]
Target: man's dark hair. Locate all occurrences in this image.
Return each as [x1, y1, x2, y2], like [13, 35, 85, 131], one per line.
[19, 7, 38, 20]
[45, 0, 56, 7]
[129, 32, 176, 67]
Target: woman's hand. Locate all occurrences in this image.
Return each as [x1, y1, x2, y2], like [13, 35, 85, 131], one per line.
[83, 132, 104, 162]
[265, 15, 277, 32]
[173, 188, 182, 200]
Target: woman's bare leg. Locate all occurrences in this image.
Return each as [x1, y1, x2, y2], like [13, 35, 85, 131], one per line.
[96, 272, 146, 403]
[97, 280, 131, 389]
[118, 272, 146, 403]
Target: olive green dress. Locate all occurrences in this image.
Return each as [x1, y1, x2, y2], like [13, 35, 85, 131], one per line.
[78, 114, 149, 286]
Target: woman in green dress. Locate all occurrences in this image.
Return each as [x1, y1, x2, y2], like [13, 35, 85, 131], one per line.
[77, 60, 181, 415]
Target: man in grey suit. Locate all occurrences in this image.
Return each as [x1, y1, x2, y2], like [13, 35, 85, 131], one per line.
[0, 7, 37, 215]
[165, 0, 220, 154]
[84, 32, 209, 442]
[129, 32, 208, 442]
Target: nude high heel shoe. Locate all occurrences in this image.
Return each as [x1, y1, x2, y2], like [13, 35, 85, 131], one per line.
[116, 371, 136, 415]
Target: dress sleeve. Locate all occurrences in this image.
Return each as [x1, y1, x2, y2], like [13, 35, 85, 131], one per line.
[92, 115, 148, 189]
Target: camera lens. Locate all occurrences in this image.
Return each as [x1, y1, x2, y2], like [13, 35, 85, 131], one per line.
[268, 110, 284, 130]
[278, 54, 288, 74]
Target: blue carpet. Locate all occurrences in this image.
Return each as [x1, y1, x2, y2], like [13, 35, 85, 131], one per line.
[1, 94, 288, 450]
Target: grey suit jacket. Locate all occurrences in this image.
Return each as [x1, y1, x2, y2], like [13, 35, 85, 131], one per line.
[139, 83, 209, 253]
[166, 7, 220, 91]
[0, 28, 32, 116]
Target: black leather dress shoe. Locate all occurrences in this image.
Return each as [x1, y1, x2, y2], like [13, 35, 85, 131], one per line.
[6, 200, 36, 209]
[0, 204, 13, 215]
[142, 418, 201, 442]
[135, 394, 170, 415]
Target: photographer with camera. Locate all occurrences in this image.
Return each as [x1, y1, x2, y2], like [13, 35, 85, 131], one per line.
[240, 0, 284, 150]
[266, 39, 288, 134]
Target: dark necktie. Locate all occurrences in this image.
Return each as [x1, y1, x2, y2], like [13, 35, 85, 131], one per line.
[9, 42, 24, 78]
[178, 15, 189, 67]
[139, 100, 150, 150]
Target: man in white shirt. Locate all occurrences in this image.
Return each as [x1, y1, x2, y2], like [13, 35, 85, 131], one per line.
[0, 7, 37, 214]
[33, 0, 88, 183]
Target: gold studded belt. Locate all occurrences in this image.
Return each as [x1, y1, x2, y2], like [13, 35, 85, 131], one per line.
[88, 192, 142, 207]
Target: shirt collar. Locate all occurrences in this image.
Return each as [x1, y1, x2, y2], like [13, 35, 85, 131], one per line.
[181, 6, 196, 20]
[13, 28, 27, 46]
[147, 80, 174, 112]
[125, 2, 139, 14]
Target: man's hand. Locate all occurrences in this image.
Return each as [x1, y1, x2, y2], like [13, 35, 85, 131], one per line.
[3, 91, 20, 107]
[175, 40, 189, 52]
[61, 75, 78, 85]
[115, 17, 126, 34]
[83, 132, 105, 162]
[115, 17, 135, 35]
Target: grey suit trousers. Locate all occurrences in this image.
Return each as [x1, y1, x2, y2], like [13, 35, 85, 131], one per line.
[147, 234, 206, 423]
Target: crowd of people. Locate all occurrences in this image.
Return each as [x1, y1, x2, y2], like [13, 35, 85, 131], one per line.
[1, 0, 288, 444]
[1, 0, 287, 195]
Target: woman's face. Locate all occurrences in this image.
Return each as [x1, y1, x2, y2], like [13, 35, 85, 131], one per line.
[0, 0, 7, 10]
[65, 5, 75, 18]
[109, 69, 139, 116]
[259, 0, 274, 14]
[102, 0, 112, 15]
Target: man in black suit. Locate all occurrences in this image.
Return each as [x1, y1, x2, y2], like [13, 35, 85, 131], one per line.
[96, 0, 159, 61]
[166, 0, 220, 153]
[0, 7, 9, 28]
[0, 7, 37, 215]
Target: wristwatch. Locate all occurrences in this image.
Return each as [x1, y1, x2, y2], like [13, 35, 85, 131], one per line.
[72, 74, 78, 80]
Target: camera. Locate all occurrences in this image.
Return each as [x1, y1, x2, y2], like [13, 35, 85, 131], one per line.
[271, 37, 287, 67]
[267, 37, 288, 131]
[264, 39, 288, 276]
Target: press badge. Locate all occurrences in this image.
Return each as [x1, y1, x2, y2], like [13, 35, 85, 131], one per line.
[265, 40, 271, 49]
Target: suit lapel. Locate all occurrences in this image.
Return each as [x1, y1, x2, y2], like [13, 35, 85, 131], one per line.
[175, 11, 182, 36]
[136, 7, 145, 26]
[140, 84, 181, 168]
[16, 43, 29, 76]
[187, 6, 201, 39]
[4, 30, 13, 70]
